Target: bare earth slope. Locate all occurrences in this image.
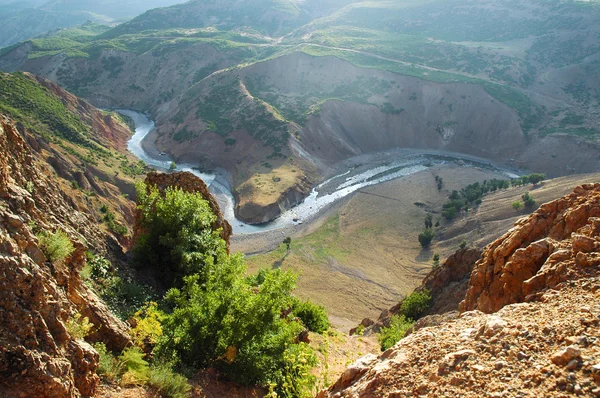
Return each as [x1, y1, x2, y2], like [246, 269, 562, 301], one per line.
[320, 184, 600, 397]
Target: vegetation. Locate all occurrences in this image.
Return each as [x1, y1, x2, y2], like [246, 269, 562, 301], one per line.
[378, 289, 432, 350]
[378, 314, 413, 351]
[292, 300, 330, 334]
[65, 312, 94, 340]
[418, 229, 435, 248]
[511, 173, 546, 187]
[442, 179, 509, 220]
[512, 201, 524, 212]
[37, 229, 74, 262]
[522, 192, 537, 208]
[133, 184, 320, 395]
[432, 253, 440, 269]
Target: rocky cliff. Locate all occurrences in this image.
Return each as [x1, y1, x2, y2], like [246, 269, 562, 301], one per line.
[321, 184, 600, 397]
[0, 115, 132, 397]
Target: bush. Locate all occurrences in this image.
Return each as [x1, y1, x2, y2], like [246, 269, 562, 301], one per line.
[512, 201, 523, 211]
[522, 192, 536, 208]
[378, 315, 414, 351]
[418, 229, 435, 248]
[65, 312, 94, 340]
[147, 363, 191, 398]
[134, 183, 224, 285]
[129, 302, 164, 349]
[400, 289, 432, 320]
[459, 240, 467, 250]
[38, 229, 74, 262]
[293, 300, 330, 334]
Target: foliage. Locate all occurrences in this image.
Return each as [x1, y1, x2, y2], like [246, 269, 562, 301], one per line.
[170, 161, 177, 170]
[293, 300, 330, 334]
[432, 253, 440, 269]
[399, 289, 432, 321]
[435, 176, 443, 191]
[511, 173, 546, 187]
[37, 229, 74, 262]
[147, 363, 192, 398]
[442, 179, 509, 220]
[129, 302, 164, 349]
[459, 240, 468, 250]
[418, 229, 435, 248]
[134, 182, 224, 285]
[378, 315, 414, 351]
[522, 192, 537, 208]
[512, 201, 524, 211]
[119, 347, 150, 385]
[65, 312, 94, 340]
[424, 214, 433, 229]
[278, 342, 318, 398]
[283, 236, 292, 251]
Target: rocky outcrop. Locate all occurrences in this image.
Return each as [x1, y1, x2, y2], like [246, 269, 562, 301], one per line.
[142, 171, 232, 248]
[354, 248, 481, 335]
[461, 183, 600, 313]
[321, 185, 600, 397]
[0, 115, 131, 397]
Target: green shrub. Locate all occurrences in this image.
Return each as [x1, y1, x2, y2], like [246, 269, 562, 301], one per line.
[38, 229, 74, 262]
[512, 201, 524, 211]
[293, 300, 330, 334]
[400, 289, 432, 320]
[378, 315, 414, 351]
[459, 240, 467, 250]
[147, 363, 191, 398]
[134, 182, 224, 285]
[94, 343, 124, 382]
[522, 192, 536, 208]
[418, 229, 435, 248]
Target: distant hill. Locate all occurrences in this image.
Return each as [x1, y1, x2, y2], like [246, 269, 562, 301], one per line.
[0, 0, 187, 48]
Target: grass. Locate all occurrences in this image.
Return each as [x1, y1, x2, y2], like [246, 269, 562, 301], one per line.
[37, 229, 74, 263]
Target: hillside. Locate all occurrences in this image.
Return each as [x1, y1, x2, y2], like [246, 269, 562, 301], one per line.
[1, 0, 598, 223]
[0, 0, 186, 48]
[320, 183, 600, 397]
[0, 71, 143, 243]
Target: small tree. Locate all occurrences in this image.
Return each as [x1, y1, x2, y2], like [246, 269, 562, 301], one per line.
[459, 240, 467, 250]
[435, 176, 443, 191]
[522, 192, 536, 208]
[432, 253, 440, 269]
[169, 161, 177, 170]
[512, 201, 523, 211]
[283, 237, 292, 252]
[424, 214, 433, 229]
[418, 229, 435, 248]
[527, 173, 545, 186]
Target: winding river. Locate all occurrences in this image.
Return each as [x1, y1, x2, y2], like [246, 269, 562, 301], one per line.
[121, 110, 519, 235]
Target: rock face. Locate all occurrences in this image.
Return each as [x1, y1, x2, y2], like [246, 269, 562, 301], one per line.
[461, 183, 600, 313]
[142, 171, 233, 248]
[321, 185, 600, 397]
[0, 115, 131, 397]
[355, 248, 481, 335]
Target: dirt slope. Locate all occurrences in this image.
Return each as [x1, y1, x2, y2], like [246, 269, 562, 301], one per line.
[320, 183, 600, 397]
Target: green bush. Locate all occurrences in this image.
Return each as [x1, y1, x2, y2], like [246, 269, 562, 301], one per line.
[65, 312, 94, 340]
[522, 192, 537, 208]
[147, 363, 192, 398]
[38, 229, 74, 262]
[134, 183, 225, 285]
[418, 229, 435, 248]
[400, 289, 432, 320]
[135, 183, 319, 394]
[293, 300, 330, 334]
[378, 315, 414, 351]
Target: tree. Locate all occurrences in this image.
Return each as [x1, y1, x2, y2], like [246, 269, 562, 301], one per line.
[418, 229, 435, 248]
[424, 214, 433, 229]
[435, 176, 443, 191]
[526, 173, 545, 186]
[522, 192, 536, 208]
[169, 161, 177, 170]
[512, 201, 524, 211]
[432, 253, 440, 269]
[283, 236, 292, 252]
[459, 240, 467, 250]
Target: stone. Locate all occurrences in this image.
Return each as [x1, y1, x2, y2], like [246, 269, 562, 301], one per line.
[551, 346, 581, 366]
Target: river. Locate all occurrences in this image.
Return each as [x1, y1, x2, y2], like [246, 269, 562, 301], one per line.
[120, 110, 520, 235]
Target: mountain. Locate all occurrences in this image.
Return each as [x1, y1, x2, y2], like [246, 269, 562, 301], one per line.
[0, 0, 187, 48]
[0, 0, 598, 224]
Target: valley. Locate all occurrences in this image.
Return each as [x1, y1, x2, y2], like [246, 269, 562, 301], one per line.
[0, 1, 599, 397]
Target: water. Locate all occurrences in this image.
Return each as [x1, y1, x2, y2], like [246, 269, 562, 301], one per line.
[121, 110, 520, 235]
